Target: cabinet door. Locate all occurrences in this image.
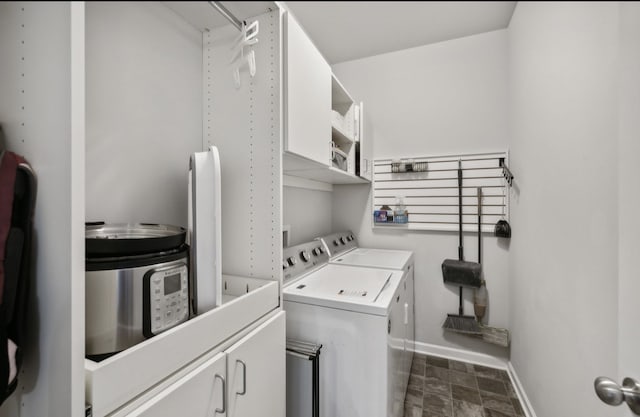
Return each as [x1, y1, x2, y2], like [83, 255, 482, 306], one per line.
[284, 12, 331, 166]
[358, 102, 373, 181]
[226, 311, 286, 417]
[127, 352, 227, 417]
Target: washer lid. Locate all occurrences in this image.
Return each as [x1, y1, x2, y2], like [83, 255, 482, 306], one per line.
[331, 248, 413, 270]
[283, 264, 403, 316]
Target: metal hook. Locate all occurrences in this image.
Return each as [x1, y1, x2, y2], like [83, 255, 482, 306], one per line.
[499, 158, 514, 186]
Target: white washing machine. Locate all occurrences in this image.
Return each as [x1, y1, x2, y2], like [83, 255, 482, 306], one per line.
[283, 241, 407, 417]
[317, 232, 415, 410]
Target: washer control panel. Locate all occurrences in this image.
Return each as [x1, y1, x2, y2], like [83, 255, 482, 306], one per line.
[317, 231, 358, 258]
[143, 263, 189, 337]
[283, 241, 329, 286]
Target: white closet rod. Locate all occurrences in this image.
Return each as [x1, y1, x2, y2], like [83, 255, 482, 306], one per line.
[208, 1, 243, 31]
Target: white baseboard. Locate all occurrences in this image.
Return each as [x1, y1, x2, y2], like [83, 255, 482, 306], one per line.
[507, 362, 537, 417]
[413, 342, 537, 417]
[413, 341, 508, 369]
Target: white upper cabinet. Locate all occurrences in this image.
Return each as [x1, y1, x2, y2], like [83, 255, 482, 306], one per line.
[284, 12, 332, 167]
[283, 12, 369, 185]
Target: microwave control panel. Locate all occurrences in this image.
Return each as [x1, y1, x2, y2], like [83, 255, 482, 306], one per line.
[143, 263, 189, 337]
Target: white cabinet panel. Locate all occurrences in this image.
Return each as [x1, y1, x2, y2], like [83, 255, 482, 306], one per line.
[128, 352, 226, 417]
[284, 12, 331, 167]
[226, 311, 286, 417]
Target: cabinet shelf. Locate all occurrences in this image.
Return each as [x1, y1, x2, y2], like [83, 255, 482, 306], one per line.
[287, 167, 369, 185]
[284, 153, 369, 185]
[331, 73, 355, 114]
[332, 124, 355, 146]
[163, 2, 275, 32]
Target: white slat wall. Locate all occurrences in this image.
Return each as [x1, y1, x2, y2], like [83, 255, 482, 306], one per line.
[373, 152, 510, 232]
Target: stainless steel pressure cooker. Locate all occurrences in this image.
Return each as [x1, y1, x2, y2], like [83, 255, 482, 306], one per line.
[85, 223, 189, 360]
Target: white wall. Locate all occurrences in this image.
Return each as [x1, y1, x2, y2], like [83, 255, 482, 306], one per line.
[86, 2, 203, 228]
[618, 2, 640, 389]
[508, 3, 619, 416]
[284, 187, 333, 246]
[333, 30, 510, 359]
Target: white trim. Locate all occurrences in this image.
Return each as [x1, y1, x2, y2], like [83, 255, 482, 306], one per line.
[283, 174, 334, 192]
[71, 3, 86, 417]
[413, 341, 508, 369]
[507, 362, 538, 417]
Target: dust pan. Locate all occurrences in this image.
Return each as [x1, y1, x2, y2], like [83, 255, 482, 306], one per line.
[480, 325, 510, 347]
[441, 161, 482, 288]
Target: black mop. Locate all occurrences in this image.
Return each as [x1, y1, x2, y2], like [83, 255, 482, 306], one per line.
[441, 160, 482, 334]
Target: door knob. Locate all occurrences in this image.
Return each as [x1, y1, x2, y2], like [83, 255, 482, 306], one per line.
[594, 376, 640, 415]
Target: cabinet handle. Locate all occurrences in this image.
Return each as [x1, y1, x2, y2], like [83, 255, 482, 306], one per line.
[236, 359, 247, 396]
[214, 374, 226, 414]
[404, 302, 409, 325]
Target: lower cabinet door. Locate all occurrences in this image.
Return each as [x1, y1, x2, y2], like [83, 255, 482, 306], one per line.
[226, 311, 286, 417]
[127, 352, 227, 417]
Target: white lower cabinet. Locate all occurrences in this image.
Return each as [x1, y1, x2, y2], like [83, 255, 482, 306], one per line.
[226, 311, 286, 417]
[127, 311, 286, 417]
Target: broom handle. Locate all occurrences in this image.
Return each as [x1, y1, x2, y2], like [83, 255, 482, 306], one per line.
[458, 160, 463, 261]
[478, 187, 482, 264]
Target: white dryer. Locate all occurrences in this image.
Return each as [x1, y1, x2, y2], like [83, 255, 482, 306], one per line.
[319, 232, 413, 271]
[317, 232, 415, 409]
[283, 241, 406, 417]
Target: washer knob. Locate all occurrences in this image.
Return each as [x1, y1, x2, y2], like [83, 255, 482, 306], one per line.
[340, 237, 346, 245]
[287, 256, 296, 267]
[312, 248, 320, 256]
[282, 261, 288, 270]
[333, 240, 339, 246]
[300, 251, 310, 262]
[318, 246, 324, 254]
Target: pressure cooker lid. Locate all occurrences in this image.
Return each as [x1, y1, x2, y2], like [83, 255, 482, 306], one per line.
[86, 222, 187, 257]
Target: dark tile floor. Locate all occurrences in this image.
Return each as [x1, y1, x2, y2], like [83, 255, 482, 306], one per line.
[404, 353, 525, 417]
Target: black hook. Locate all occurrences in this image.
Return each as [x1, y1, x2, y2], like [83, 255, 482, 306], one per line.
[499, 158, 514, 186]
